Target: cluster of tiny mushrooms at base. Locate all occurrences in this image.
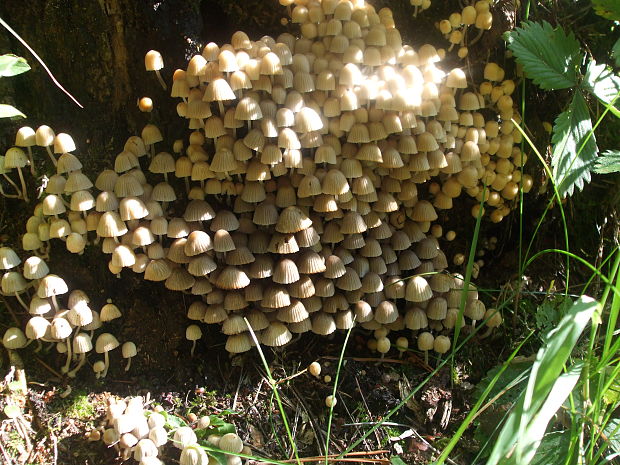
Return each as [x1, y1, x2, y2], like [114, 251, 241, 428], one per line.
[1, 0, 523, 388]
[94, 395, 250, 465]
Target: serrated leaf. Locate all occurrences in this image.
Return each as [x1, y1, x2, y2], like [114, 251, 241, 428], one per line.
[530, 431, 571, 465]
[505, 21, 581, 90]
[0, 104, 26, 119]
[0, 54, 30, 77]
[551, 91, 598, 197]
[582, 61, 620, 118]
[592, 0, 620, 20]
[603, 418, 620, 454]
[594, 150, 620, 174]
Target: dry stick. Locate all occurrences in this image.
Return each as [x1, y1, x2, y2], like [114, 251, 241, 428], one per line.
[280, 450, 390, 464]
[0, 16, 83, 109]
[34, 356, 63, 379]
[1, 295, 21, 326]
[0, 430, 13, 465]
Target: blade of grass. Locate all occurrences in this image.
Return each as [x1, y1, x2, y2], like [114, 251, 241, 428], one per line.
[325, 324, 355, 465]
[486, 296, 599, 465]
[0, 16, 83, 108]
[434, 332, 534, 465]
[244, 318, 301, 465]
[452, 184, 486, 364]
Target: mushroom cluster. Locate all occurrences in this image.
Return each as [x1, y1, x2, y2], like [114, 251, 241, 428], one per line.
[2, 0, 521, 357]
[101, 396, 248, 465]
[0, 246, 135, 377]
[435, 0, 494, 58]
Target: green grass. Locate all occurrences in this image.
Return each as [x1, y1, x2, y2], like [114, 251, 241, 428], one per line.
[63, 390, 96, 420]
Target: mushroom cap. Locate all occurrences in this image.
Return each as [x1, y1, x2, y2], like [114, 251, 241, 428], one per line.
[73, 333, 93, 354]
[2, 271, 28, 294]
[3, 327, 27, 349]
[122, 342, 137, 358]
[37, 274, 68, 298]
[219, 433, 244, 454]
[0, 247, 21, 270]
[145, 50, 164, 71]
[96, 333, 120, 353]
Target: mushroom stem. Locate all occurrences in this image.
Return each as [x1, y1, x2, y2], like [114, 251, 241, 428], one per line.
[155, 70, 167, 90]
[102, 350, 110, 378]
[479, 326, 493, 339]
[2, 173, 22, 197]
[424, 350, 429, 366]
[16, 167, 29, 202]
[44, 146, 58, 167]
[125, 357, 132, 371]
[26, 147, 35, 176]
[13, 292, 29, 312]
[62, 337, 72, 374]
[0, 182, 20, 198]
[190, 340, 197, 357]
[50, 295, 60, 313]
[68, 352, 86, 378]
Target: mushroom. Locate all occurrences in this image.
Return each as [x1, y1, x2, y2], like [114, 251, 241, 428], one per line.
[0, 155, 21, 198]
[4, 147, 30, 201]
[68, 332, 92, 377]
[95, 333, 120, 378]
[122, 341, 137, 371]
[145, 50, 167, 90]
[185, 325, 202, 356]
[417, 332, 435, 365]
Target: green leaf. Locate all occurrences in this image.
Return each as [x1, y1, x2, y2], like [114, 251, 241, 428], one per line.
[592, 0, 620, 20]
[3, 405, 21, 419]
[390, 456, 408, 465]
[613, 38, 620, 68]
[530, 431, 571, 465]
[551, 91, 598, 197]
[486, 296, 598, 465]
[603, 418, 620, 454]
[505, 21, 581, 90]
[582, 61, 620, 118]
[0, 104, 26, 118]
[0, 54, 30, 77]
[160, 411, 188, 429]
[594, 150, 620, 174]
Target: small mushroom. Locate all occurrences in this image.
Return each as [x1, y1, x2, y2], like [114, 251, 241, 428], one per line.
[68, 332, 93, 378]
[417, 331, 435, 365]
[122, 341, 137, 371]
[145, 50, 167, 90]
[185, 325, 202, 356]
[95, 333, 120, 378]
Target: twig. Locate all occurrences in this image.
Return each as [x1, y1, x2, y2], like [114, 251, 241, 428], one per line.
[34, 357, 63, 379]
[232, 366, 244, 411]
[1, 295, 21, 326]
[280, 450, 390, 464]
[52, 434, 58, 465]
[0, 428, 13, 465]
[354, 375, 382, 448]
[0, 16, 84, 108]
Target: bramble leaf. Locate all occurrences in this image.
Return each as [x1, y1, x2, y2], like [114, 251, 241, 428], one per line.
[613, 38, 620, 67]
[0, 54, 30, 77]
[551, 91, 598, 197]
[582, 61, 620, 118]
[0, 104, 26, 118]
[505, 21, 581, 90]
[594, 150, 620, 174]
